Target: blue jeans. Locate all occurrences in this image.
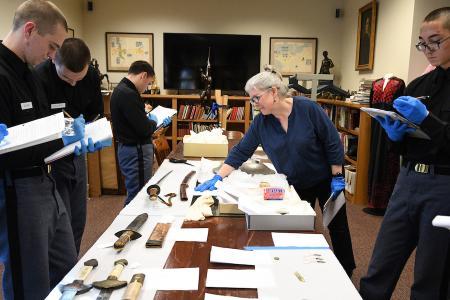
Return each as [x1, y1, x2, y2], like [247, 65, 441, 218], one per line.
[118, 143, 153, 205]
[0, 179, 13, 300]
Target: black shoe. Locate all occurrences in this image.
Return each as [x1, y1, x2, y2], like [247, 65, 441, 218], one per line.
[362, 207, 386, 216]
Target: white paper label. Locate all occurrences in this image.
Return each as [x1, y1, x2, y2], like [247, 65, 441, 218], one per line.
[20, 102, 33, 110]
[51, 103, 66, 109]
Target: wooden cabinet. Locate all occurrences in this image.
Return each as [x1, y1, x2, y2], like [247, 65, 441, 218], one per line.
[141, 94, 251, 148]
[317, 99, 371, 205]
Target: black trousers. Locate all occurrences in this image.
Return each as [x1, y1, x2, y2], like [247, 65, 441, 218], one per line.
[360, 166, 450, 300]
[294, 178, 356, 276]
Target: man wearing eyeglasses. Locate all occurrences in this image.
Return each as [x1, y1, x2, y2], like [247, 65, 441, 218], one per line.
[360, 7, 450, 300]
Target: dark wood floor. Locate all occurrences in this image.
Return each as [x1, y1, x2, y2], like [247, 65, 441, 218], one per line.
[0, 196, 414, 300]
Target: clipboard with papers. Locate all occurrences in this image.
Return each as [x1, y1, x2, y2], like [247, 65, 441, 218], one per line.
[360, 107, 430, 139]
[0, 112, 65, 155]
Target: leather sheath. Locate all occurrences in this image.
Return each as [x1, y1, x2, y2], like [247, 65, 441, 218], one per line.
[180, 170, 196, 201]
[146, 223, 171, 248]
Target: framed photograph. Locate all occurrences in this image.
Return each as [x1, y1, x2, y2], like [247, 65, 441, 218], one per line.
[67, 28, 74, 38]
[269, 37, 318, 76]
[355, 0, 377, 70]
[105, 32, 154, 72]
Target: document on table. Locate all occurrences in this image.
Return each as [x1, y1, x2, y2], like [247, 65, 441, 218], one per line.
[271, 233, 329, 248]
[141, 267, 199, 290]
[206, 268, 276, 288]
[44, 117, 112, 163]
[0, 112, 64, 155]
[167, 228, 209, 242]
[210, 246, 273, 265]
[360, 107, 430, 139]
[150, 105, 177, 127]
[322, 191, 346, 227]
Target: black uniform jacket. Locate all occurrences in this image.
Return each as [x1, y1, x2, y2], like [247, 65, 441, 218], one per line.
[399, 66, 450, 164]
[35, 59, 103, 122]
[0, 42, 63, 170]
[110, 77, 156, 145]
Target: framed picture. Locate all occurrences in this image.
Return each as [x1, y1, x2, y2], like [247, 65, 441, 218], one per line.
[269, 37, 318, 76]
[67, 28, 74, 38]
[105, 32, 154, 72]
[355, 0, 377, 70]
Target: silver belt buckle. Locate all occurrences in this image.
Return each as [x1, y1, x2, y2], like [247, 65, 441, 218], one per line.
[47, 165, 51, 173]
[414, 163, 429, 173]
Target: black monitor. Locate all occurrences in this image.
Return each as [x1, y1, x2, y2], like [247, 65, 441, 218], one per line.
[163, 33, 261, 93]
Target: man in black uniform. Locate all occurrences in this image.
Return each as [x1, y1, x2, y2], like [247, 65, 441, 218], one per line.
[111, 61, 171, 205]
[35, 37, 104, 255]
[0, 1, 86, 299]
[360, 7, 450, 300]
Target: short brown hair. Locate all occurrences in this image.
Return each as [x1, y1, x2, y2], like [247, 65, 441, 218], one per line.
[424, 7, 450, 31]
[128, 61, 155, 76]
[12, 0, 68, 35]
[54, 38, 91, 72]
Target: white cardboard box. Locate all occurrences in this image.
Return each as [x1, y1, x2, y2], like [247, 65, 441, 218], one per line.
[183, 135, 228, 157]
[245, 212, 316, 231]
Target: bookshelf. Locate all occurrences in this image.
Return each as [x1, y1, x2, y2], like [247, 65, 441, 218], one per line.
[141, 94, 251, 148]
[317, 98, 371, 205]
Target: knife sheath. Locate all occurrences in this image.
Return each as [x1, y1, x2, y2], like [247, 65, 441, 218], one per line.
[146, 223, 171, 248]
[180, 170, 196, 201]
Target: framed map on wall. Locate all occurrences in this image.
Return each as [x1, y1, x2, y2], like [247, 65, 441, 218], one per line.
[269, 37, 318, 76]
[105, 32, 154, 72]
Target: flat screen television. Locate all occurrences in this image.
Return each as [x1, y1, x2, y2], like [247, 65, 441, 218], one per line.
[163, 33, 261, 93]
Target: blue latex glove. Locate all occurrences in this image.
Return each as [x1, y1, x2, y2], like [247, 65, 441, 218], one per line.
[74, 138, 113, 155]
[148, 113, 158, 124]
[194, 174, 223, 192]
[331, 176, 345, 200]
[375, 116, 415, 142]
[393, 96, 429, 124]
[0, 124, 8, 142]
[161, 116, 172, 127]
[62, 115, 85, 146]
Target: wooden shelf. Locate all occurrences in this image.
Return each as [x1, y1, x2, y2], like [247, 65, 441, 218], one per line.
[337, 126, 359, 136]
[317, 98, 371, 205]
[177, 119, 218, 123]
[143, 94, 251, 148]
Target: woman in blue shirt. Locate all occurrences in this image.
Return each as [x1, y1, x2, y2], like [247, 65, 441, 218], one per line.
[196, 66, 356, 276]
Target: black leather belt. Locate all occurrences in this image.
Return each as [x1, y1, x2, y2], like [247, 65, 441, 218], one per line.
[10, 166, 51, 179]
[402, 160, 450, 176]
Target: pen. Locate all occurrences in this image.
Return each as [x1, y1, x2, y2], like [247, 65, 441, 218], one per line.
[62, 109, 73, 119]
[91, 114, 101, 122]
[416, 96, 430, 100]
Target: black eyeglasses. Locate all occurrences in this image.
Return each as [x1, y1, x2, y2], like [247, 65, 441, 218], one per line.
[416, 36, 450, 52]
[249, 89, 271, 104]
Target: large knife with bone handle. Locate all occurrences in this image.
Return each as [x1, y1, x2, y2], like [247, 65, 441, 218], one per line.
[114, 213, 148, 251]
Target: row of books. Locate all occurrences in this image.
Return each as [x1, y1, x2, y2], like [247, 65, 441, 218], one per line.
[336, 107, 360, 131]
[177, 104, 217, 120]
[225, 106, 245, 120]
[349, 79, 373, 104]
[344, 165, 356, 194]
[177, 122, 220, 136]
[338, 132, 358, 159]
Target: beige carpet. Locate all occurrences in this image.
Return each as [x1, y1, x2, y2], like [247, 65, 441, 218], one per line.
[0, 196, 414, 300]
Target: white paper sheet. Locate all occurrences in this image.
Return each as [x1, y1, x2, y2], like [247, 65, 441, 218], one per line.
[322, 192, 346, 227]
[0, 112, 64, 155]
[210, 246, 273, 265]
[432, 215, 450, 230]
[271, 233, 329, 248]
[45, 117, 112, 163]
[150, 105, 177, 127]
[167, 228, 209, 242]
[205, 268, 276, 288]
[140, 267, 199, 290]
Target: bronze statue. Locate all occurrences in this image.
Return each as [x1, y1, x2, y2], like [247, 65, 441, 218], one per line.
[319, 51, 334, 74]
[90, 58, 110, 89]
[200, 47, 212, 101]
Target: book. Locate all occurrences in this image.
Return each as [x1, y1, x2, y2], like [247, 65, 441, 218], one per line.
[0, 112, 64, 155]
[44, 117, 112, 163]
[361, 107, 430, 139]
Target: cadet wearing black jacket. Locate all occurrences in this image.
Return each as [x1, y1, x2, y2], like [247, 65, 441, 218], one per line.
[110, 60, 157, 205]
[0, 1, 78, 299]
[360, 7, 450, 300]
[35, 38, 103, 254]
